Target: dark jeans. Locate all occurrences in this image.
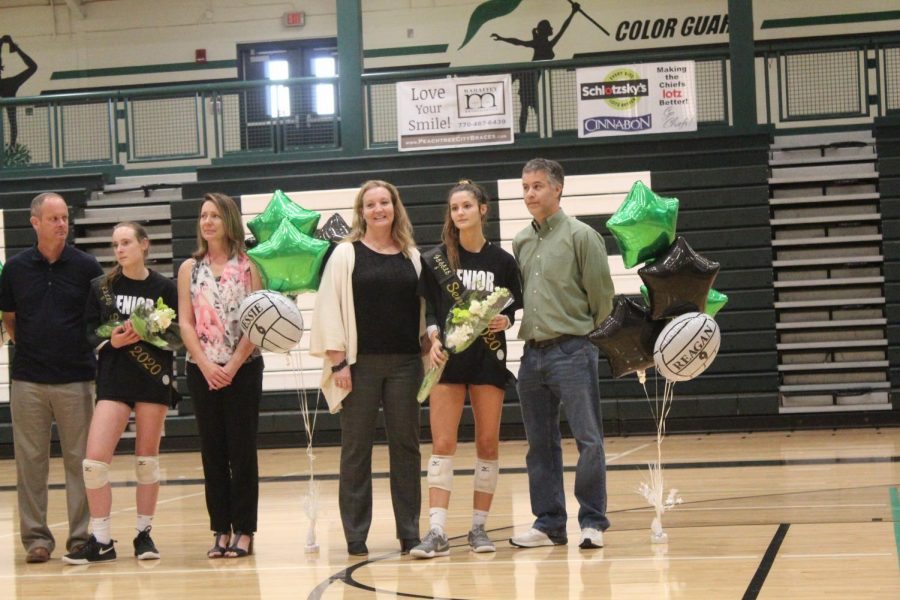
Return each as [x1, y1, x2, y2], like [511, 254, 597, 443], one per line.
[187, 357, 264, 534]
[339, 353, 422, 543]
[517, 337, 610, 534]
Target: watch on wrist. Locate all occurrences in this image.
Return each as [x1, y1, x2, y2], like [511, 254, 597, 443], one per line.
[331, 359, 348, 373]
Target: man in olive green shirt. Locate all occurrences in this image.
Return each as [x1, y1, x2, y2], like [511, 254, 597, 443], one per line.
[509, 158, 614, 551]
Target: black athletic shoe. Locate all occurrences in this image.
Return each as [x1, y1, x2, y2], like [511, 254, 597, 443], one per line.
[62, 535, 117, 565]
[134, 527, 160, 560]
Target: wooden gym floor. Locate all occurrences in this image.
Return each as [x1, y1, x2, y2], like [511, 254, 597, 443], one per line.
[0, 427, 898, 599]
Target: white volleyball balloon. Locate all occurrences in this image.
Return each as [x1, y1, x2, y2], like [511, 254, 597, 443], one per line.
[653, 312, 720, 382]
[238, 290, 304, 353]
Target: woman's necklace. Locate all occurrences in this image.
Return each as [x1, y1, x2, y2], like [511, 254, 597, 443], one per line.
[364, 236, 397, 253]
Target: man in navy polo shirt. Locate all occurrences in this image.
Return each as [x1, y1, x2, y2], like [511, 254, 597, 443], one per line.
[0, 192, 102, 563]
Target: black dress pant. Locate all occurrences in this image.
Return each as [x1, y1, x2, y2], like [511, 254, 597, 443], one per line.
[187, 357, 264, 534]
[339, 353, 422, 543]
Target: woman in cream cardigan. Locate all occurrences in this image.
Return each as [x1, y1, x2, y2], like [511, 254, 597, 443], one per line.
[310, 180, 425, 557]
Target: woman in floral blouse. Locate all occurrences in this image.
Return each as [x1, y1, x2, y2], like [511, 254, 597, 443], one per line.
[177, 193, 263, 559]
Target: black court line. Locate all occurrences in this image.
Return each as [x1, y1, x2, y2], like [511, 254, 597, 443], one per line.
[742, 523, 790, 600]
[1, 454, 898, 493]
[312, 515, 799, 600]
[309, 483, 894, 600]
[307, 528, 496, 600]
[311, 556, 467, 600]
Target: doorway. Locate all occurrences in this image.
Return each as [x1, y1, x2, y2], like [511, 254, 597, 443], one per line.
[236, 38, 338, 152]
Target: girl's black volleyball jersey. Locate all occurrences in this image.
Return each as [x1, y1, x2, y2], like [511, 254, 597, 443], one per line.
[419, 242, 523, 388]
[85, 270, 178, 406]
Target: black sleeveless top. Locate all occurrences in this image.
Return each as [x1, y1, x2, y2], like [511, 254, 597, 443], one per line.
[351, 241, 420, 354]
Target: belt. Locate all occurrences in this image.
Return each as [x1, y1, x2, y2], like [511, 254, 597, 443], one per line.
[524, 334, 582, 349]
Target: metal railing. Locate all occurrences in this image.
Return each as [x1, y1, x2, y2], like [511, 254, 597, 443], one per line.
[1, 76, 340, 170]
[760, 35, 900, 124]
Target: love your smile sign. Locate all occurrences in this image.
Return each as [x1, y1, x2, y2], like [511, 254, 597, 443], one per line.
[396, 74, 514, 152]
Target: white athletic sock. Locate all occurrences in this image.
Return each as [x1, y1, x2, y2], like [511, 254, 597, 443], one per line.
[136, 514, 153, 533]
[472, 509, 489, 528]
[429, 507, 448, 533]
[91, 516, 112, 544]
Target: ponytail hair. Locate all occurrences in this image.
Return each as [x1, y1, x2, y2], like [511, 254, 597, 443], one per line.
[441, 179, 490, 271]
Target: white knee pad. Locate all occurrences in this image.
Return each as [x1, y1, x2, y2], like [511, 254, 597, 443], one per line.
[82, 459, 110, 489]
[426, 455, 454, 492]
[135, 456, 160, 485]
[473, 458, 499, 495]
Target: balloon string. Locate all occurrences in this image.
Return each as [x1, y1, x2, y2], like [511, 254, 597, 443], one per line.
[291, 350, 319, 462]
[637, 369, 680, 541]
[640, 370, 656, 423]
[289, 347, 320, 551]
[656, 380, 674, 476]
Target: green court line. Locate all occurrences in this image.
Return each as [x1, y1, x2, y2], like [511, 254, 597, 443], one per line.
[363, 44, 448, 58]
[51, 59, 237, 80]
[761, 10, 900, 29]
[891, 487, 900, 571]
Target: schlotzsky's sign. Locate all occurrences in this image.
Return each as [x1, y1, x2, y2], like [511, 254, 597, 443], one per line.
[396, 74, 514, 151]
[576, 61, 697, 138]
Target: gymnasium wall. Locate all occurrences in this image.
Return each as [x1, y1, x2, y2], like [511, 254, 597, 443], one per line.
[0, 1, 897, 96]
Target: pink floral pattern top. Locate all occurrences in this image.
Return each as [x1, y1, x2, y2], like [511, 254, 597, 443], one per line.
[188, 252, 254, 365]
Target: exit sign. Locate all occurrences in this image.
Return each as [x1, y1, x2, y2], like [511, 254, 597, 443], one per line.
[283, 11, 305, 27]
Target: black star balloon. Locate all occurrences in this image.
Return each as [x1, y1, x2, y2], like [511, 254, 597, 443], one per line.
[640, 285, 729, 318]
[589, 296, 665, 379]
[638, 236, 720, 320]
[315, 213, 351, 242]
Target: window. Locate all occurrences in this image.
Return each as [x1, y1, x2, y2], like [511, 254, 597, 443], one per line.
[266, 59, 291, 118]
[312, 55, 336, 116]
[236, 38, 338, 151]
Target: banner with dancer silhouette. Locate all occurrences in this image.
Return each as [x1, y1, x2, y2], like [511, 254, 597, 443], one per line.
[0, 35, 38, 165]
[396, 73, 514, 151]
[576, 61, 697, 138]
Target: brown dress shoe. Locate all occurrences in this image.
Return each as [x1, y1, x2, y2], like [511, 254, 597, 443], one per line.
[26, 547, 50, 563]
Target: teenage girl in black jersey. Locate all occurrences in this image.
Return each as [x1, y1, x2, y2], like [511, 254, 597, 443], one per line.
[412, 181, 522, 558]
[64, 222, 177, 565]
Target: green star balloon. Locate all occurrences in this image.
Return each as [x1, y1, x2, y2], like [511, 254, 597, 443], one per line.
[640, 285, 728, 317]
[705, 288, 728, 317]
[606, 181, 679, 268]
[248, 218, 330, 294]
[247, 190, 321, 244]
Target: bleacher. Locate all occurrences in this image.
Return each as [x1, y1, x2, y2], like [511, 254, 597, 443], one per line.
[164, 130, 782, 450]
[876, 117, 900, 403]
[4, 125, 900, 456]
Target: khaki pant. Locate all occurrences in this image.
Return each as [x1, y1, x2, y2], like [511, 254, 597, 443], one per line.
[10, 380, 94, 554]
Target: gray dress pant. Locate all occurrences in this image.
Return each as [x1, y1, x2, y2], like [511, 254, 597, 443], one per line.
[10, 380, 94, 554]
[339, 353, 422, 544]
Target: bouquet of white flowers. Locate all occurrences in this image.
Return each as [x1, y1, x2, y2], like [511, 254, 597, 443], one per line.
[443, 287, 513, 354]
[96, 297, 183, 351]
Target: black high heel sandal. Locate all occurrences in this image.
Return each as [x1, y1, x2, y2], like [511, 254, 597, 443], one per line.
[224, 532, 254, 558]
[207, 531, 230, 559]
